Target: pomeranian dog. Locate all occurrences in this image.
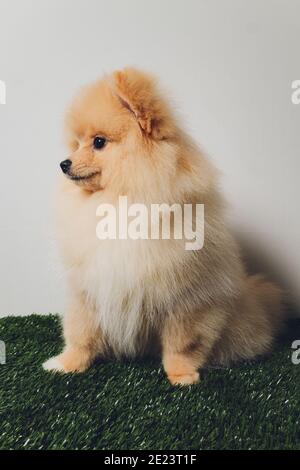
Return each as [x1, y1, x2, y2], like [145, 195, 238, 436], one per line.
[43, 67, 283, 385]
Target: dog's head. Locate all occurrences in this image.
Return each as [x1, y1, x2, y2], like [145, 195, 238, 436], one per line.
[62, 68, 182, 197]
[62, 68, 216, 201]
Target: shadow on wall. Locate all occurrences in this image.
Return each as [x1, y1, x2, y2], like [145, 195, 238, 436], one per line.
[235, 232, 299, 318]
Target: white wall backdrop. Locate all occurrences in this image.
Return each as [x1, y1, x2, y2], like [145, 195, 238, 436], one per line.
[0, 0, 299, 316]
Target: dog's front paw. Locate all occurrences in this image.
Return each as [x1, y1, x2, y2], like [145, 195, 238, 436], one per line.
[163, 352, 200, 386]
[43, 348, 91, 374]
[43, 355, 66, 373]
[167, 371, 200, 386]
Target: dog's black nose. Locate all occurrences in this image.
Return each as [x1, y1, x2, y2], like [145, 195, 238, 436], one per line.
[60, 159, 72, 174]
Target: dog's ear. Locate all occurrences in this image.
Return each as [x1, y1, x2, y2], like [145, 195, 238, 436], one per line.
[111, 68, 174, 139]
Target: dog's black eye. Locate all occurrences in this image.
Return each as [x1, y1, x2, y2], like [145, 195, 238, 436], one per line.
[93, 136, 106, 150]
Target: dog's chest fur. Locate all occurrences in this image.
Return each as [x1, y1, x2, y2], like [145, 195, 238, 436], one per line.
[57, 185, 176, 356]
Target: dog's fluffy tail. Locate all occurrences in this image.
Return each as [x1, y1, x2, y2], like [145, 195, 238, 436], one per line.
[246, 274, 284, 326]
[214, 275, 285, 366]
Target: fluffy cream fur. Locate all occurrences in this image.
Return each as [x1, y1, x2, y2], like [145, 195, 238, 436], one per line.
[43, 68, 284, 385]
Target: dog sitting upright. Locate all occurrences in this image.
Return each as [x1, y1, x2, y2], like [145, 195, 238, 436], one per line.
[43, 68, 283, 385]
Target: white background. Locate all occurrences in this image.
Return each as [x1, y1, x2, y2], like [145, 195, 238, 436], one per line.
[0, 0, 299, 317]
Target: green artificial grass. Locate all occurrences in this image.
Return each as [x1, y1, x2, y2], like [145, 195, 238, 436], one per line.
[0, 314, 299, 450]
